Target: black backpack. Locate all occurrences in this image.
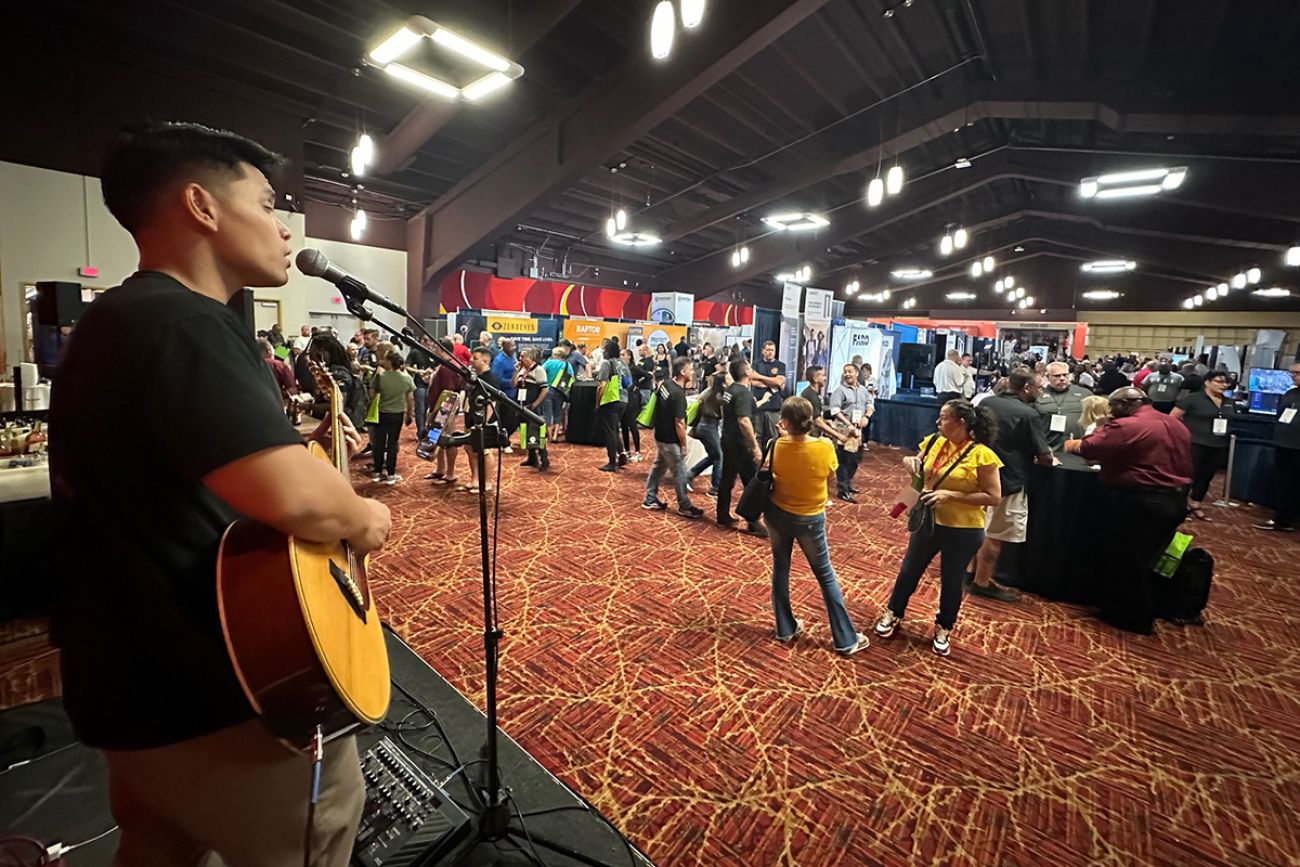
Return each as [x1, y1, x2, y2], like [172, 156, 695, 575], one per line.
[1156, 547, 1214, 625]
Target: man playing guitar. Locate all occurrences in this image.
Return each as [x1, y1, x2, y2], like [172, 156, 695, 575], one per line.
[49, 122, 391, 866]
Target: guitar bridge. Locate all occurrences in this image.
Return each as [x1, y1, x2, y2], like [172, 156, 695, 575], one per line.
[329, 559, 368, 623]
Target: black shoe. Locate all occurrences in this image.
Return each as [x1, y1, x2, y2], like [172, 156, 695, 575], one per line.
[849, 485, 862, 494]
[538, 455, 551, 472]
[598, 463, 618, 472]
[617, 453, 629, 467]
[520, 458, 538, 467]
[962, 570, 976, 588]
[678, 505, 704, 519]
[969, 582, 1020, 603]
[717, 516, 738, 528]
[744, 523, 769, 538]
[642, 499, 669, 511]
[837, 491, 858, 503]
[1253, 519, 1295, 532]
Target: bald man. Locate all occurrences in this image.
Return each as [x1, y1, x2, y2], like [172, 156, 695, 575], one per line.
[1035, 360, 1093, 451]
[1065, 387, 1192, 632]
[932, 349, 965, 404]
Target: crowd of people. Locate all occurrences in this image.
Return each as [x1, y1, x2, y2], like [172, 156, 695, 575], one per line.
[273, 321, 1297, 655]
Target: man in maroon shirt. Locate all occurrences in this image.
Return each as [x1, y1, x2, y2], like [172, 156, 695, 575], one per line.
[1064, 387, 1191, 633]
[258, 338, 299, 423]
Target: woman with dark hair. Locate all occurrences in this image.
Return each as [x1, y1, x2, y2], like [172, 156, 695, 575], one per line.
[875, 399, 1002, 657]
[687, 373, 727, 495]
[1171, 369, 1235, 520]
[621, 348, 650, 463]
[654, 343, 671, 380]
[594, 337, 630, 471]
[767, 395, 868, 654]
[307, 333, 368, 431]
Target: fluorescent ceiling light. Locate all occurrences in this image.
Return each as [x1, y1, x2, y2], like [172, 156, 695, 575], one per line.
[432, 27, 511, 72]
[651, 1, 675, 59]
[891, 268, 932, 280]
[461, 71, 512, 101]
[761, 212, 829, 231]
[384, 63, 461, 99]
[680, 0, 706, 29]
[886, 165, 905, 195]
[1287, 246, 1300, 267]
[369, 26, 421, 64]
[1254, 287, 1291, 297]
[610, 230, 662, 247]
[1094, 184, 1164, 200]
[1082, 290, 1121, 300]
[1096, 168, 1171, 185]
[1247, 266, 1262, 285]
[954, 158, 972, 169]
[946, 291, 976, 301]
[1081, 260, 1137, 273]
[866, 177, 884, 207]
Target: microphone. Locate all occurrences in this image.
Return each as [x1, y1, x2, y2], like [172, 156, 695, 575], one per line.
[295, 248, 407, 318]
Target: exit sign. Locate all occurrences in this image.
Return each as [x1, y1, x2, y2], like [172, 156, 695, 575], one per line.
[78, 266, 99, 278]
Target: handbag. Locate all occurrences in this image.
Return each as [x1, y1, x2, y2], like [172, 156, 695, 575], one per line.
[365, 392, 380, 425]
[907, 437, 975, 537]
[636, 392, 658, 427]
[736, 437, 778, 523]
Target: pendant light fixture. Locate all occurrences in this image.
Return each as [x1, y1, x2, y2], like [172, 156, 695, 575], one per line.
[953, 227, 968, 249]
[886, 164, 904, 196]
[866, 176, 884, 208]
[650, 1, 675, 59]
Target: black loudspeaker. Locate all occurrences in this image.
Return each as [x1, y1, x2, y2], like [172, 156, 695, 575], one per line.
[35, 281, 85, 327]
[227, 288, 256, 333]
[898, 343, 936, 390]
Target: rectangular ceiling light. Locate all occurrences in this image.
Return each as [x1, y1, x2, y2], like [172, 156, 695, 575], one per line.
[1080, 166, 1187, 200]
[1081, 260, 1137, 273]
[761, 212, 830, 232]
[945, 291, 976, 300]
[369, 26, 422, 64]
[891, 268, 933, 280]
[1082, 290, 1121, 300]
[461, 71, 513, 101]
[431, 27, 512, 72]
[384, 63, 461, 99]
[1253, 287, 1292, 297]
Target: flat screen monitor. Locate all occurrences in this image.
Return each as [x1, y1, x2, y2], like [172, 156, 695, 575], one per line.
[1248, 368, 1293, 395]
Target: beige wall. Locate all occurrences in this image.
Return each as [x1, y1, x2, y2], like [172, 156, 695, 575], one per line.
[0, 161, 407, 370]
[1079, 310, 1300, 360]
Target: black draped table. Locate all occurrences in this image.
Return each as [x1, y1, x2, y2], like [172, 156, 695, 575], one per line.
[871, 394, 940, 448]
[563, 380, 601, 445]
[1228, 415, 1277, 508]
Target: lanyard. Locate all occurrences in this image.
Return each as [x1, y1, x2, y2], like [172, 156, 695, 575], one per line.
[1043, 390, 1068, 414]
[926, 440, 966, 483]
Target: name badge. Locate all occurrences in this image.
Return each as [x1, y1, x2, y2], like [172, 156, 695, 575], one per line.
[1280, 407, 1296, 424]
[851, 409, 864, 425]
[1212, 417, 1228, 436]
[1050, 413, 1068, 433]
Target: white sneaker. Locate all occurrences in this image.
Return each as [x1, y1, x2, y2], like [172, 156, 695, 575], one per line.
[837, 632, 870, 655]
[369, 472, 384, 483]
[384, 474, 403, 485]
[504, 446, 514, 454]
[874, 610, 899, 639]
[932, 626, 952, 657]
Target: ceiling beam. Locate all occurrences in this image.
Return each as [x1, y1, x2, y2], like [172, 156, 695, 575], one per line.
[658, 84, 1300, 242]
[372, 0, 583, 176]
[417, 0, 834, 286]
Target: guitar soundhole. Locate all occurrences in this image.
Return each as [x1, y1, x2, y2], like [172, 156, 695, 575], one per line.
[329, 559, 368, 623]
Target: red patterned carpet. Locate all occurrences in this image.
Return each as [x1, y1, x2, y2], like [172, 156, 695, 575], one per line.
[363, 434, 1300, 867]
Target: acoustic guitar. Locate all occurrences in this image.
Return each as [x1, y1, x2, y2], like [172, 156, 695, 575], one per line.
[216, 360, 390, 750]
[831, 414, 863, 453]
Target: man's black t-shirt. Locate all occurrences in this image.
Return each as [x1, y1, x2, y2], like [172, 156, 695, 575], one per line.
[722, 382, 756, 448]
[751, 358, 787, 413]
[49, 272, 304, 749]
[984, 394, 1050, 495]
[465, 371, 501, 428]
[653, 379, 688, 444]
[800, 386, 824, 436]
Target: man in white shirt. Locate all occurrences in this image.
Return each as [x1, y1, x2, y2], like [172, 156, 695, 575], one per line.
[932, 349, 965, 404]
[960, 353, 977, 399]
[290, 324, 312, 353]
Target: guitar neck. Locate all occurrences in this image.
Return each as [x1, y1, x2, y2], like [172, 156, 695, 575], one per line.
[330, 383, 346, 475]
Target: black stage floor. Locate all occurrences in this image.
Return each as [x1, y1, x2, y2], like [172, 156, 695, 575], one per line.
[0, 629, 652, 867]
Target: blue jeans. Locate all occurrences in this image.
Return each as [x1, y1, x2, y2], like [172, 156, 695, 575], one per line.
[645, 441, 692, 509]
[413, 385, 428, 438]
[886, 525, 985, 629]
[688, 420, 723, 490]
[765, 504, 858, 650]
[543, 390, 564, 429]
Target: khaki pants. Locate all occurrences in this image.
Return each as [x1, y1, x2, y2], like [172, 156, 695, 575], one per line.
[105, 719, 364, 867]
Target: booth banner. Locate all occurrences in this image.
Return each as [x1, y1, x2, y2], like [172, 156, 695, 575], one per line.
[829, 320, 883, 392]
[458, 311, 560, 357]
[781, 283, 803, 318]
[877, 331, 898, 399]
[649, 292, 694, 324]
[642, 323, 687, 351]
[804, 287, 833, 320]
[798, 318, 831, 392]
[778, 315, 801, 378]
[563, 318, 630, 348]
[693, 300, 755, 326]
[437, 271, 651, 320]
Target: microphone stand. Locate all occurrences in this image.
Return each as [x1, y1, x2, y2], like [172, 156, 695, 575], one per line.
[338, 292, 541, 843]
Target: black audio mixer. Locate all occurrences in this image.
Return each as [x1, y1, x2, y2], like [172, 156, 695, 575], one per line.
[352, 736, 474, 867]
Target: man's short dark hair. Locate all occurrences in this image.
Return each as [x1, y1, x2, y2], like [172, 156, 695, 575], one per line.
[101, 121, 283, 234]
[729, 359, 749, 381]
[672, 357, 692, 378]
[763, 340, 776, 349]
[806, 365, 823, 378]
[1006, 367, 1037, 394]
[471, 346, 492, 361]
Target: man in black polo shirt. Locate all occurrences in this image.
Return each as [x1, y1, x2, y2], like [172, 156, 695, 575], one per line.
[643, 358, 704, 518]
[717, 359, 768, 537]
[49, 122, 390, 865]
[972, 368, 1054, 602]
[750, 340, 787, 449]
[1254, 362, 1300, 532]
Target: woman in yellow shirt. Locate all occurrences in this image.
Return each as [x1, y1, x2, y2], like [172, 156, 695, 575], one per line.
[767, 396, 869, 655]
[875, 400, 1002, 656]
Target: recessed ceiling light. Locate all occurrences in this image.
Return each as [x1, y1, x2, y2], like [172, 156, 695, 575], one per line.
[761, 212, 830, 231]
[609, 230, 662, 247]
[1081, 260, 1137, 273]
[946, 291, 976, 301]
[1082, 289, 1122, 301]
[954, 158, 972, 169]
[891, 268, 932, 280]
[1253, 287, 1292, 298]
[1013, 246, 1025, 252]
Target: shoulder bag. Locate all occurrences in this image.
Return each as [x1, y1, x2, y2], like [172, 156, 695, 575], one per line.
[907, 438, 975, 537]
[736, 437, 778, 523]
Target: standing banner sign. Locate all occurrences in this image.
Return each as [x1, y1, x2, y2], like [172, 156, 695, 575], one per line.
[803, 287, 833, 320]
[829, 320, 883, 391]
[798, 318, 831, 393]
[650, 292, 695, 324]
[781, 283, 803, 318]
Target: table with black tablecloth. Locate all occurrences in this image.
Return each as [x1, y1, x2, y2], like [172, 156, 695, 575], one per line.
[870, 394, 940, 448]
[1227, 414, 1277, 508]
[563, 381, 600, 445]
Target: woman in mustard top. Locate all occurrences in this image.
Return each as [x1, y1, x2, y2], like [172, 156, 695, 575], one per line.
[766, 396, 869, 655]
[875, 400, 1002, 656]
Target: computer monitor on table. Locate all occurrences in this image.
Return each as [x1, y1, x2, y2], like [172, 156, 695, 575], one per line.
[1247, 368, 1293, 413]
